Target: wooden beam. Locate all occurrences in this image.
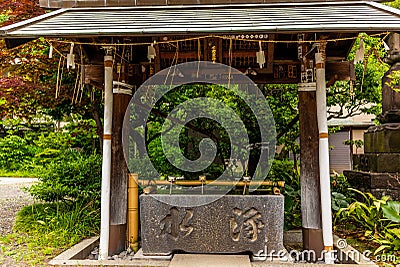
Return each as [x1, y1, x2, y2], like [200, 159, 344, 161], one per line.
[109, 89, 132, 255]
[82, 60, 354, 86]
[81, 64, 104, 85]
[298, 41, 324, 261]
[160, 51, 199, 59]
[218, 38, 223, 64]
[299, 86, 324, 260]
[266, 34, 274, 73]
[325, 61, 355, 82]
[154, 37, 161, 73]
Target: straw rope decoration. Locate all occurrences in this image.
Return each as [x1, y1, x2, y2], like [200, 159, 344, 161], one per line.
[45, 32, 391, 47]
[45, 32, 391, 66]
[46, 31, 390, 103]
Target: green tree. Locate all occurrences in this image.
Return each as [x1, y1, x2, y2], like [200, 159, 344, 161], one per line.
[0, 0, 103, 148]
[133, 83, 275, 179]
[265, 34, 387, 156]
[327, 33, 388, 120]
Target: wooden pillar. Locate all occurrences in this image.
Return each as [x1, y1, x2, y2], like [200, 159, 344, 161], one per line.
[109, 85, 132, 255]
[298, 83, 324, 259]
[316, 46, 334, 263]
[99, 47, 114, 260]
[298, 38, 323, 260]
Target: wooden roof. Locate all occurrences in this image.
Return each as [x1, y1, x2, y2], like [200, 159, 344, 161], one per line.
[1, 1, 400, 38]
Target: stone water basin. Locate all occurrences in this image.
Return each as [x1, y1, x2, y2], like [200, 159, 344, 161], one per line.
[140, 194, 284, 256]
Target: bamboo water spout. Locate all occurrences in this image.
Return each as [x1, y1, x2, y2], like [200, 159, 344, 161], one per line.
[127, 173, 139, 251]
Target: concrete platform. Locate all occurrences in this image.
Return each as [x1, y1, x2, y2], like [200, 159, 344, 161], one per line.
[169, 254, 251, 267]
[49, 233, 379, 267]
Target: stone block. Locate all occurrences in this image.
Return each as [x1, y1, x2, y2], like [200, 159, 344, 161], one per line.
[140, 195, 284, 256]
[364, 125, 400, 153]
[169, 254, 251, 267]
[371, 189, 400, 200]
[344, 170, 400, 200]
[343, 170, 370, 192]
[353, 153, 400, 173]
[372, 173, 400, 190]
[382, 63, 400, 115]
[344, 170, 400, 190]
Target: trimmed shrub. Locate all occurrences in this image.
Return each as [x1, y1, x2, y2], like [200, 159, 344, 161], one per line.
[0, 135, 36, 171]
[29, 150, 102, 204]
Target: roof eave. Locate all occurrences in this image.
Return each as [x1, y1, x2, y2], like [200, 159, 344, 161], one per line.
[0, 9, 67, 37]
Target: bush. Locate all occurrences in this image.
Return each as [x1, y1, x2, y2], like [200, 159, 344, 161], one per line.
[331, 174, 352, 212]
[271, 161, 353, 230]
[14, 201, 100, 248]
[0, 135, 36, 171]
[63, 119, 99, 153]
[29, 150, 102, 204]
[0, 119, 99, 177]
[268, 159, 302, 230]
[0, 125, 101, 264]
[30, 132, 72, 168]
[336, 189, 388, 234]
[336, 189, 400, 260]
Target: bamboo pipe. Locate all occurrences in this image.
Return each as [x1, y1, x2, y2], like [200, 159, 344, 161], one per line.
[99, 50, 113, 261]
[138, 179, 284, 187]
[127, 173, 139, 251]
[315, 51, 334, 264]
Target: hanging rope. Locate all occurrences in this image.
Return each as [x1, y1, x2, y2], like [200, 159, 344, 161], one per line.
[45, 32, 390, 47]
[228, 38, 233, 88]
[55, 56, 62, 99]
[196, 38, 201, 78]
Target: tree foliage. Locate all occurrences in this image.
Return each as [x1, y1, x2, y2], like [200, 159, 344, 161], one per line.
[0, 0, 44, 27]
[132, 83, 275, 179]
[0, 77, 50, 119]
[263, 84, 299, 158]
[0, 0, 103, 147]
[265, 34, 388, 155]
[327, 33, 388, 119]
[0, 0, 52, 121]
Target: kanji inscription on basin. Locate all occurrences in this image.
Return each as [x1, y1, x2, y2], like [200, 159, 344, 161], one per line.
[230, 207, 265, 242]
[160, 207, 194, 240]
[140, 195, 284, 256]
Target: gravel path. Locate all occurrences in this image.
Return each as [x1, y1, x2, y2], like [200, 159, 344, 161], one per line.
[0, 178, 37, 236]
[0, 178, 37, 267]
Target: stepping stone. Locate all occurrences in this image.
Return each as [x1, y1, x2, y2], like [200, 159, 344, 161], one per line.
[169, 254, 251, 267]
